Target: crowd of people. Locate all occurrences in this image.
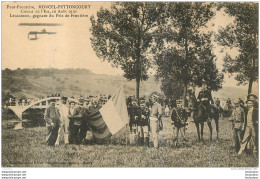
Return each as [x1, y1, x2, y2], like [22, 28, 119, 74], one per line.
[45, 96, 102, 146]
[5, 93, 111, 108]
[231, 93, 258, 155]
[5, 85, 258, 156]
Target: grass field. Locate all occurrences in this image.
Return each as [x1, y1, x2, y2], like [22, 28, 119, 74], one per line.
[2, 116, 258, 167]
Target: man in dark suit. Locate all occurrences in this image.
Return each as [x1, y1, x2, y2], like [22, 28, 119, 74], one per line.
[44, 99, 61, 146]
[68, 101, 82, 144]
[78, 99, 89, 144]
[171, 99, 188, 144]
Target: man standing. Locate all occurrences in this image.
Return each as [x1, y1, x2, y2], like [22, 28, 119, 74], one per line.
[44, 99, 61, 146]
[238, 99, 258, 155]
[68, 101, 82, 144]
[171, 99, 188, 145]
[59, 97, 69, 145]
[149, 94, 162, 148]
[231, 99, 245, 153]
[88, 98, 102, 143]
[137, 103, 150, 146]
[78, 99, 89, 143]
[129, 99, 140, 134]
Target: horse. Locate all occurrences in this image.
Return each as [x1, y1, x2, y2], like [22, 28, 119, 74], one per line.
[193, 102, 220, 141]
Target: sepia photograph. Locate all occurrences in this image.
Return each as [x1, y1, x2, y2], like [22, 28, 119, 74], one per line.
[1, 1, 258, 169]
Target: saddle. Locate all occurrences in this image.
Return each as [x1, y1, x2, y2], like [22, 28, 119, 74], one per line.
[193, 103, 209, 123]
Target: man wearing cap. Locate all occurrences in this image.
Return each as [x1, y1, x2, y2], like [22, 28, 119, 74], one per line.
[231, 99, 245, 153]
[171, 99, 188, 144]
[197, 81, 213, 121]
[238, 99, 258, 155]
[44, 99, 61, 146]
[149, 94, 162, 148]
[129, 99, 140, 134]
[137, 102, 150, 146]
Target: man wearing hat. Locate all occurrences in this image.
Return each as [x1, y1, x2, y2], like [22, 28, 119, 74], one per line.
[171, 99, 188, 144]
[88, 97, 101, 114]
[78, 99, 89, 143]
[58, 97, 69, 145]
[231, 99, 245, 153]
[149, 93, 162, 148]
[68, 101, 82, 144]
[44, 99, 61, 146]
[238, 99, 258, 155]
[247, 93, 258, 109]
[197, 81, 213, 121]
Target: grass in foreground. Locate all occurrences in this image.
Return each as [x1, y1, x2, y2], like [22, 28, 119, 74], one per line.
[2, 117, 258, 167]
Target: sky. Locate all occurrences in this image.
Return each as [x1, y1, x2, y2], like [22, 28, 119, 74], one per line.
[2, 2, 257, 92]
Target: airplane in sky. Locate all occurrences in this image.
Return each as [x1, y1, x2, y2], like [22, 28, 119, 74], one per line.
[28, 29, 56, 40]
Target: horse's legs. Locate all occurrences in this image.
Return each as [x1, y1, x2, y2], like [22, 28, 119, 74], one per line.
[195, 122, 200, 141]
[207, 121, 213, 141]
[200, 122, 204, 141]
[215, 117, 219, 139]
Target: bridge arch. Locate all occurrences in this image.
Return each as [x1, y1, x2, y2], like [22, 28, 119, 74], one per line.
[8, 97, 79, 120]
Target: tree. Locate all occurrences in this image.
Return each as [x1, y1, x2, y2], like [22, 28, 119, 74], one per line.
[153, 2, 222, 106]
[193, 36, 224, 91]
[90, 2, 165, 104]
[216, 2, 258, 94]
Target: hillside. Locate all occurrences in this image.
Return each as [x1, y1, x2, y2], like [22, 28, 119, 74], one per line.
[2, 68, 253, 102]
[2, 68, 162, 100]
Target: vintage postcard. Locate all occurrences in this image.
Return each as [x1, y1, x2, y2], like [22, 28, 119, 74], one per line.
[1, 1, 259, 171]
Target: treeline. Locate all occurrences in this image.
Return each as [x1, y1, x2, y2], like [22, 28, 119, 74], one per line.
[2, 68, 92, 77]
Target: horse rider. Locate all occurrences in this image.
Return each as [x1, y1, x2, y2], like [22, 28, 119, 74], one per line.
[197, 81, 213, 121]
[171, 99, 188, 145]
[137, 102, 150, 146]
[149, 94, 162, 148]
